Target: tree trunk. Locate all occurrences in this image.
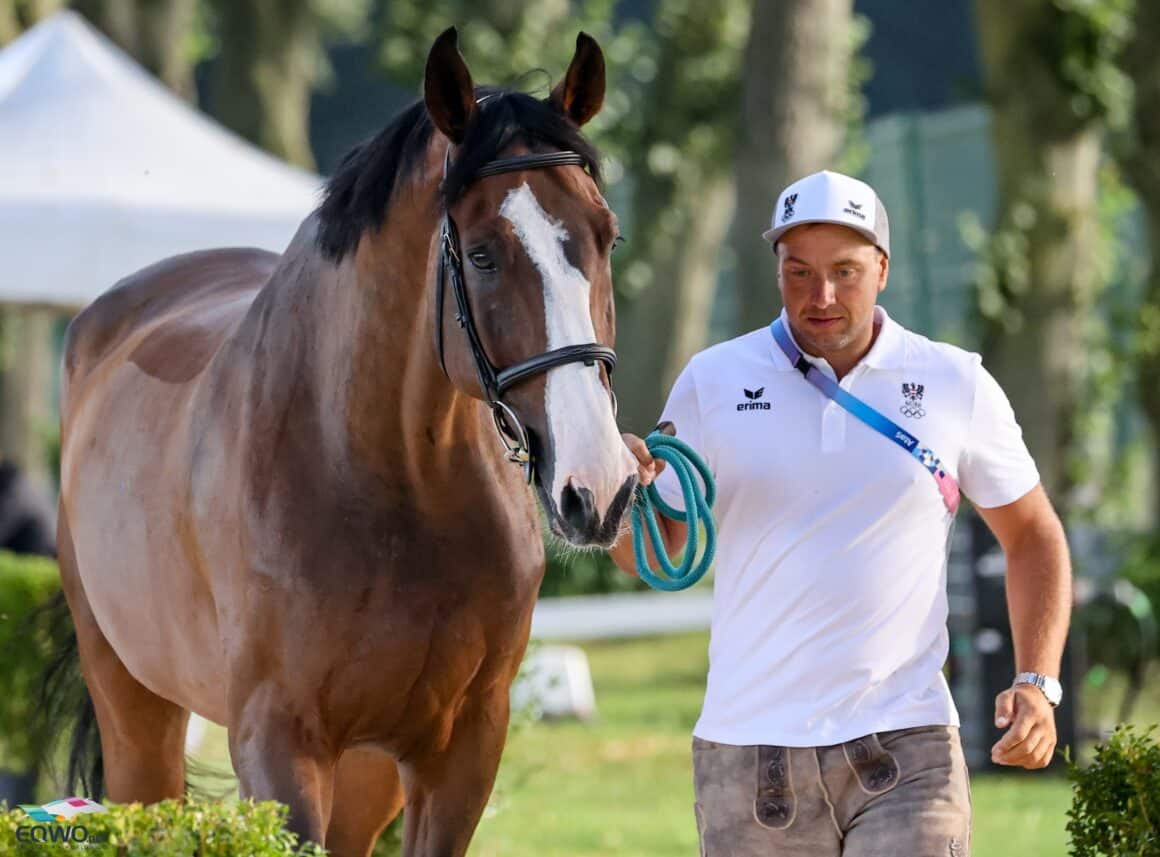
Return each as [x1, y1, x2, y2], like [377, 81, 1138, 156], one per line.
[0, 307, 59, 492]
[208, 0, 319, 170]
[615, 170, 731, 434]
[974, 0, 1105, 514]
[73, 0, 198, 99]
[611, 1, 743, 433]
[732, 0, 854, 331]
[667, 176, 736, 382]
[0, 0, 65, 44]
[1137, 208, 1160, 525]
[1116, 1, 1160, 527]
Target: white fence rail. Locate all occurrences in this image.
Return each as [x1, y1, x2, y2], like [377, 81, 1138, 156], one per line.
[529, 591, 713, 641]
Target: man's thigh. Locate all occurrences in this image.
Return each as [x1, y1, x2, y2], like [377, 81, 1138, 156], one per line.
[692, 737, 841, 857]
[840, 726, 971, 857]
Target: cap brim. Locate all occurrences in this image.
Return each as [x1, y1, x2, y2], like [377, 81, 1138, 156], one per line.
[762, 218, 887, 256]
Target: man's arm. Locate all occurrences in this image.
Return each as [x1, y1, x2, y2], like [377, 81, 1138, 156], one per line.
[975, 484, 1072, 769]
[608, 432, 689, 575]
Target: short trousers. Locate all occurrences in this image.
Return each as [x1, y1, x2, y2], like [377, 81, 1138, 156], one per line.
[692, 725, 971, 856]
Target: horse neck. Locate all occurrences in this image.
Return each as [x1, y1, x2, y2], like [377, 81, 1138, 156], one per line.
[311, 167, 501, 493]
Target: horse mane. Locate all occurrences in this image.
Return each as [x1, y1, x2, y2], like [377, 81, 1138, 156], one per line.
[315, 86, 604, 262]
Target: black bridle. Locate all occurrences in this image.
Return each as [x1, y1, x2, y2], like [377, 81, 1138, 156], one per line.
[435, 149, 618, 482]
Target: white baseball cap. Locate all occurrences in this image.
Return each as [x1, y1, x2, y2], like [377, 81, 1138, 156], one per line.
[762, 170, 890, 257]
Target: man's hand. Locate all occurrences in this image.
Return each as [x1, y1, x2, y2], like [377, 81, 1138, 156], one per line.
[621, 424, 672, 488]
[991, 685, 1057, 769]
[622, 432, 664, 486]
[609, 425, 683, 574]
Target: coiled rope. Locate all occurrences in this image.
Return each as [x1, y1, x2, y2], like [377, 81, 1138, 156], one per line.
[630, 432, 716, 591]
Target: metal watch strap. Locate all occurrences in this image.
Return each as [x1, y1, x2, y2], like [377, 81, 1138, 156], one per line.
[1013, 671, 1062, 707]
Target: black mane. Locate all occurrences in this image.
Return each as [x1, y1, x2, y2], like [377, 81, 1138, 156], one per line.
[315, 86, 603, 262]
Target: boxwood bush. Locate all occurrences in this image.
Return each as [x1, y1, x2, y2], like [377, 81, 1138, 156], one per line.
[0, 797, 327, 855]
[1068, 725, 1160, 856]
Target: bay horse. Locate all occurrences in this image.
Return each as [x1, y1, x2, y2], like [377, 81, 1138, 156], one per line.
[51, 28, 636, 856]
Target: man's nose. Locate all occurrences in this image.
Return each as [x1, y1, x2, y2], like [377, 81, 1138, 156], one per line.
[810, 278, 837, 307]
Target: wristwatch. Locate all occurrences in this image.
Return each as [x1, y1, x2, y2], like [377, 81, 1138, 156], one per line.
[1013, 672, 1063, 707]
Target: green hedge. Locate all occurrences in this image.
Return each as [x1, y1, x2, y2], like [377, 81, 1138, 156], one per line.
[1069, 725, 1160, 856]
[1, 797, 327, 855]
[0, 551, 62, 772]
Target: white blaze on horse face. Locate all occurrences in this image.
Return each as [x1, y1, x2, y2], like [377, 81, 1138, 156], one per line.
[499, 183, 636, 519]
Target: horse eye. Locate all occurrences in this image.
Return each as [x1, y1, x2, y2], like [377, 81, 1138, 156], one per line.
[468, 250, 496, 272]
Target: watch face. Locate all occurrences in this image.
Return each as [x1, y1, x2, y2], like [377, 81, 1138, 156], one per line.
[1016, 673, 1062, 706]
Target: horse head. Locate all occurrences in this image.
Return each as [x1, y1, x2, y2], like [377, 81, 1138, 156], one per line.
[424, 29, 638, 549]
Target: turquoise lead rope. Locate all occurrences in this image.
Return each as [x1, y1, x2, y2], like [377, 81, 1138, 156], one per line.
[630, 432, 717, 591]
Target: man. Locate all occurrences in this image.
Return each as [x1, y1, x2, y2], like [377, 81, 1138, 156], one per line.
[610, 170, 1071, 856]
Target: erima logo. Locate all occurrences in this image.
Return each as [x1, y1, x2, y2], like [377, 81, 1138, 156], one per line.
[842, 199, 867, 220]
[737, 387, 771, 411]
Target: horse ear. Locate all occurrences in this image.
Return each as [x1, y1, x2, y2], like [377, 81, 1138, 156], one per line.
[549, 32, 605, 127]
[424, 27, 476, 144]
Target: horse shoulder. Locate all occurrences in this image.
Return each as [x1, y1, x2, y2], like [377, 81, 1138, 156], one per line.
[62, 248, 280, 394]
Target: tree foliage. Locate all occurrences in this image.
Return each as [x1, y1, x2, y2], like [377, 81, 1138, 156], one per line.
[204, 0, 371, 169]
[973, 0, 1133, 331]
[377, 0, 746, 217]
[379, 0, 750, 434]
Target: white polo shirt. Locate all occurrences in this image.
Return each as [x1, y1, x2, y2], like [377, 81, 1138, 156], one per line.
[655, 306, 1039, 747]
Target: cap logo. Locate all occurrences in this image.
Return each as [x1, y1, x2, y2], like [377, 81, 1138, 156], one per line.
[781, 193, 798, 223]
[842, 199, 867, 221]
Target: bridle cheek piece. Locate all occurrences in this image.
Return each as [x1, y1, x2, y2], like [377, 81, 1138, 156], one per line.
[434, 150, 618, 482]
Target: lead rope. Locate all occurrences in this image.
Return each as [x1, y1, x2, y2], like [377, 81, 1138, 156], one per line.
[630, 432, 717, 591]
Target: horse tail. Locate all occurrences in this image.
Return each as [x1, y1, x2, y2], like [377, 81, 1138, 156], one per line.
[35, 590, 104, 800]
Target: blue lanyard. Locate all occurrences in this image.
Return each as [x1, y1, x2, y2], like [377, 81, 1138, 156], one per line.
[769, 318, 960, 515]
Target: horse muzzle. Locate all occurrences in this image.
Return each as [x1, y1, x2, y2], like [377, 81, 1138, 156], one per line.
[552, 472, 637, 548]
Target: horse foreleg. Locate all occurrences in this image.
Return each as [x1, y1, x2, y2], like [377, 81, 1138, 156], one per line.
[398, 690, 510, 857]
[227, 686, 336, 848]
[58, 508, 189, 803]
[324, 747, 405, 857]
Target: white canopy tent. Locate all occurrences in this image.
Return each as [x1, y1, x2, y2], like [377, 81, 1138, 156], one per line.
[0, 10, 323, 308]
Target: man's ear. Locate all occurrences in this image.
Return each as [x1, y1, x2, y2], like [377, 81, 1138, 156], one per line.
[877, 251, 889, 293]
[424, 27, 476, 144]
[549, 32, 605, 127]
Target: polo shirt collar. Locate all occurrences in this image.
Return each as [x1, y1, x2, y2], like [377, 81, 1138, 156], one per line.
[770, 305, 905, 373]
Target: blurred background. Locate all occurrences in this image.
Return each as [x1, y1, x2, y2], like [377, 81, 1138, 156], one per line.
[0, 0, 1158, 854]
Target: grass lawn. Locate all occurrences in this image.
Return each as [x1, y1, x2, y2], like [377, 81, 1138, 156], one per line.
[189, 632, 1095, 856]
